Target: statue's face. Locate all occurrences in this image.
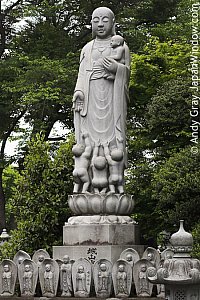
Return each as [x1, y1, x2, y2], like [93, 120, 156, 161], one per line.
[91, 7, 114, 39]
[118, 264, 124, 272]
[25, 265, 30, 272]
[63, 255, 69, 264]
[38, 255, 44, 262]
[3, 265, 9, 272]
[126, 254, 132, 262]
[100, 263, 106, 271]
[78, 266, 84, 273]
[45, 264, 51, 272]
[147, 253, 153, 261]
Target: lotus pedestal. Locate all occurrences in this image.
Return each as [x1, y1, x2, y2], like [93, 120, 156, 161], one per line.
[53, 193, 143, 263]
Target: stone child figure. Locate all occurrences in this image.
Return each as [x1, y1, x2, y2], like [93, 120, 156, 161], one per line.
[76, 266, 87, 292]
[98, 263, 109, 291]
[72, 132, 92, 193]
[72, 7, 130, 194]
[117, 264, 127, 295]
[91, 143, 108, 193]
[106, 35, 125, 80]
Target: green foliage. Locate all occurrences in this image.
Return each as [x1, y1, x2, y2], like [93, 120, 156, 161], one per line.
[152, 147, 200, 235]
[0, 134, 74, 259]
[192, 224, 200, 259]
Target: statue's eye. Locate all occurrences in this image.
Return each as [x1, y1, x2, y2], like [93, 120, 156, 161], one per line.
[102, 17, 109, 23]
[93, 17, 99, 23]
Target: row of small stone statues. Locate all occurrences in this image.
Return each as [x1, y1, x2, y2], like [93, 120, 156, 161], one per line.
[0, 247, 173, 298]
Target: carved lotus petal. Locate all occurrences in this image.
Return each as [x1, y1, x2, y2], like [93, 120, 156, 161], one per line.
[105, 194, 118, 214]
[90, 194, 102, 214]
[75, 194, 88, 214]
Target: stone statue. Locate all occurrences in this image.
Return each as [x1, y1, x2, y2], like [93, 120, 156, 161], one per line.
[133, 259, 153, 297]
[142, 247, 160, 269]
[39, 258, 59, 297]
[72, 258, 92, 297]
[120, 248, 140, 267]
[93, 259, 112, 298]
[72, 6, 130, 194]
[112, 259, 132, 298]
[18, 259, 38, 296]
[60, 255, 73, 297]
[0, 259, 17, 296]
[32, 249, 50, 266]
[13, 250, 31, 267]
[72, 132, 92, 193]
[91, 143, 108, 194]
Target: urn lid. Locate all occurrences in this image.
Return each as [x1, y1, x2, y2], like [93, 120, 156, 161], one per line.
[170, 220, 193, 255]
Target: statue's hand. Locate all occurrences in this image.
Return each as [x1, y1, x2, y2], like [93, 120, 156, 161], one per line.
[73, 90, 84, 111]
[103, 57, 118, 74]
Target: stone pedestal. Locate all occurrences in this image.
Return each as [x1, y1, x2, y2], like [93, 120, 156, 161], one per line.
[53, 221, 144, 264]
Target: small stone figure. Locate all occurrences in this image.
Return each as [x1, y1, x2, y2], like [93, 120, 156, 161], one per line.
[60, 255, 73, 297]
[120, 248, 140, 267]
[133, 259, 153, 297]
[18, 259, 38, 297]
[91, 143, 108, 193]
[44, 264, 54, 294]
[2, 265, 12, 294]
[72, 258, 92, 297]
[76, 266, 86, 292]
[72, 133, 92, 193]
[32, 249, 50, 267]
[93, 259, 112, 298]
[39, 258, 59, 297]
[112, 259, 132, 298]
[105, 35, 125, 80]
[13, 250, 31, 267]
[142, 247, 160, 269]
[103, 142, 124, 194]
[0, 259, 17, 296]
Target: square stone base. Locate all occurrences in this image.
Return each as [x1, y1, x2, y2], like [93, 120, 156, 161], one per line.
[53, 244, 144, 264]
[63, 223, 140, 245]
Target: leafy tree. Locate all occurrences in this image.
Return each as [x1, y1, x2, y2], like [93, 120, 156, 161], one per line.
[0, 133, 74, 258]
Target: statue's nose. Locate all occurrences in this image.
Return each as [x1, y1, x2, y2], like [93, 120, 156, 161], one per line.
[98, 20, 104, 27]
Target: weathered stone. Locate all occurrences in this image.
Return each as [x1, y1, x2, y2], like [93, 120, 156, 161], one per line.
[147, 220, 200, 300]
[60, 255, 73, 297]
[32, 249, 50, 267]
[18, 258, 38, 297]
[93, 259, 112, 298]
[72, 258, 92, 297]
[120, 248, 140, 267]
[133, 259, 153, 297]
[112, 259, 132, 298]
[13, 250, 31, 267]
[63, 223, 140, 246]
[0, 259, 17, 296]
[39, 258, 59, 298]
[68, 194, 134, 216]
[142, 247, 160, 269]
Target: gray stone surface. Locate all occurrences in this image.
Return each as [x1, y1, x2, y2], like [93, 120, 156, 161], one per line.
[72, 7, 130, 195]
[72, 258, 92, 297]
[63, 223, 140, 246]
[147, 220, 200, 300]
[60, 255, 73, 297]
[133, 259, 153, 297]
[112, 259, 132, 298]
[120, 248, 140, 267]
[32, 249, 50, 267]
[18, 259, 38, 297]
[13, 250, 31, 267]
[39, 258, 59, 297]
[68, 194, 134, 216]
[93, 259, 112, 298]
[142, 247, 160, 269]
[0, 259, 17, 296]
[53, 245, 144, 265]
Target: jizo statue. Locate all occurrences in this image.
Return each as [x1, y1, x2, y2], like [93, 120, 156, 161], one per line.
[72, 7, 130, 195]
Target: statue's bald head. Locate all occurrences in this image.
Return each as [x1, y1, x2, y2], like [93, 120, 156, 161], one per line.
[92, 7, 115, 21]
[91, 7, 116, 38]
